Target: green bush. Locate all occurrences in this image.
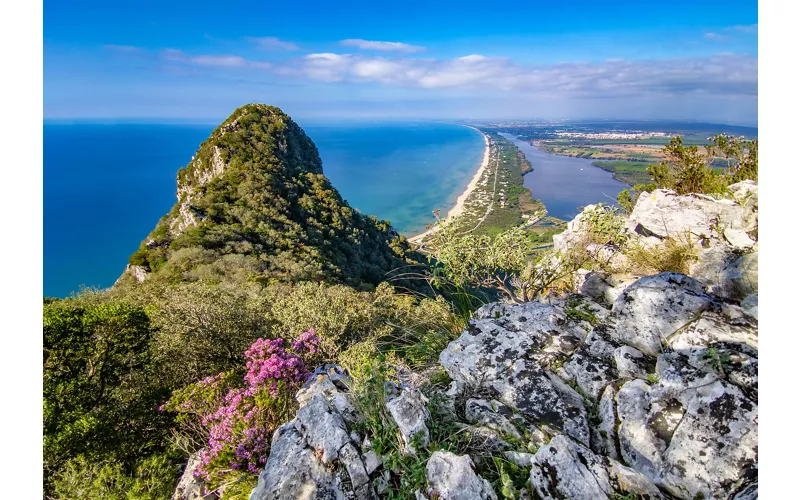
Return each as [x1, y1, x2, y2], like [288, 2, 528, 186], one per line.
[51, 454, 179, 500]
[43, 301, 173, 495]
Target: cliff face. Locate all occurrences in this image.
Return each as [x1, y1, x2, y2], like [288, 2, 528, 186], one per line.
[230, 185, 757, 500]
[118, 104, 416, 289]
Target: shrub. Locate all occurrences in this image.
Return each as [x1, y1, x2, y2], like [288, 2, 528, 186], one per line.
[43, 301, 173, 494]
[51, 454, 178, 500]
[147, 282, 271, 388]
[161, 332, 320, 495]
[581, 204, 627, 247]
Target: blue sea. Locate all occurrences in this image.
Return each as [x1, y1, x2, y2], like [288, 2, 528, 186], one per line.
[44, 121, 485, 297]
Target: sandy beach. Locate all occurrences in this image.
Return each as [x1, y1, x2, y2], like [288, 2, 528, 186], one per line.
[409, 127, 490, 243]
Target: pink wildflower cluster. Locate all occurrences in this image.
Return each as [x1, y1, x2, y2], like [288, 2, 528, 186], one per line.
[192, 329, 320, 480]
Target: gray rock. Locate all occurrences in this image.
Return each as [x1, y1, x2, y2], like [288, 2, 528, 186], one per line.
[611, 273, 713, 356]
[440, 302, 590, 444]
[294, 395, 351, 464]
[385, 387, 431, 455]
[250, 421, 346, 500]
[529, 435, 660, 500]
[613, 345, 652, 380]
[692, 243, 758, 301]
[660, 380, 757, 499]
[504, 450, 536, 467]
[426, 450, 498, 500]
[724, 227, 755, 249]
[591, 385, 619, 460]
[339, 442, 374, 499]
[492, 359, 590, 445]
[628, 189, 753, 239]
[465, 399, 524, 441]
[562, 349, 617, 400]
[362, 449, 382, 475]
[740, 293, 758, 320]
[172, 453, 218, 500]
[616, 380, 666, 483]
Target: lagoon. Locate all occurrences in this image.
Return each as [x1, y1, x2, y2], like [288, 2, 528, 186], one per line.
[499, 133, 629, 221]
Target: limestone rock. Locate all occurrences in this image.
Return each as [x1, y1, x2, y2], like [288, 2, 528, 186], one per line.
[250, 421, 346, 500]
[611, 273, 713, 356]
[628, 189, 752, 239]
[659, 381, 758, 499]
[172, 453, 218, 500]
[465, 399, 524, 441]
[724, 227, 755, 249]
[295, 395, 351, 464]
[562, 348, 617, 400]
[528, 435, 660, 500]
[740, 293, 758, 320]
[385, 387, 431, 455]
[426, 451, 497, 500]
[591, 385, 619, 460]
[613, 345, 652, 380]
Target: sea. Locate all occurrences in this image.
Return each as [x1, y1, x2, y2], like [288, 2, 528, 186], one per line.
[44, 121, 485, 297]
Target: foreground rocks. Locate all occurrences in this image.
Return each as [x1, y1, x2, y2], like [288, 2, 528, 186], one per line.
[236, 267, 757, 500]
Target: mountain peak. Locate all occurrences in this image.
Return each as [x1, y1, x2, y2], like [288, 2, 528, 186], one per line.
[119, 104, 416, 289]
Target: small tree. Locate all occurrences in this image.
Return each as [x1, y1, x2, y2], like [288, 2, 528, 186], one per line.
[427, 219, 586, 303]
[648, 136, 726, 195]
[707, 134, 758, 183]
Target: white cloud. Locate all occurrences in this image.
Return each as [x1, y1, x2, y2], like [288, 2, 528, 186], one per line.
[245, 36, 299, 51]
[280, 52, 757, 99]
[704, 32, 728, 40]
[161, 49, 271, 69]
[339, 39, 426, 53]
[103, 44, 140, 52]
[155, 48, 756, 100]
[730, 24, 758, 34]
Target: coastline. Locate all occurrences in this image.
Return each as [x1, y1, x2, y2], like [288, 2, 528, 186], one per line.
[408, 126, 490, 243]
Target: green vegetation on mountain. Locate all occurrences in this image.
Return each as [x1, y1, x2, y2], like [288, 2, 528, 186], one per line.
[122, 104, 418, 290]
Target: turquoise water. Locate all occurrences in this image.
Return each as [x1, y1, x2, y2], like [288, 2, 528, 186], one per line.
[44, 121, 484, 297]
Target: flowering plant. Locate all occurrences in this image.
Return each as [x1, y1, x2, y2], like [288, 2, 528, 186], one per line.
[161, 329, 320, 490]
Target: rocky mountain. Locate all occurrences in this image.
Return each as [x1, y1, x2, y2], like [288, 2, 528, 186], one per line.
[117, 104, 416, 289]
[172, 182, 758, 500]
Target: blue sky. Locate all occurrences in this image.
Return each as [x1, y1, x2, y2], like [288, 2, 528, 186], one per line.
[44, 0, 758, 124]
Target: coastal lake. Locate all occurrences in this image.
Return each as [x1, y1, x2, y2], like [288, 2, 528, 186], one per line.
[44, 121, 484, 297]
[499, 133, 629, 221]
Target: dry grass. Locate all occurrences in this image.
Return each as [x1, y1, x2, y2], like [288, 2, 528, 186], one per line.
[625, 232, 700, 275]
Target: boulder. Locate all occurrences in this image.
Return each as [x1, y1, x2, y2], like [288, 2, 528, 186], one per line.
[628, 189, 753, 239]
[385, 387, 431, 455]
[611, 273, 713, 356]
[613, 345, 652, 380]
[425, 451, 497, 500]
[740, 293, 758, 320]
[528, 435, 661, 500]
[250, 421, 346, 500]
[172, 453, 218, 500]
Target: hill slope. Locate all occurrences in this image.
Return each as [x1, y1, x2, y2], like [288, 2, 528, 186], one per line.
[118, 104, 416, 288]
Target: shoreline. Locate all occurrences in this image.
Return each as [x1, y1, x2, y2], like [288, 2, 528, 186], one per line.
[408, 126, 490, 243]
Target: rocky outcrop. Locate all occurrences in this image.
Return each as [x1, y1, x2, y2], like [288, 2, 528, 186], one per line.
[240, 185, 758, 499]
[556, 182, 758, 302]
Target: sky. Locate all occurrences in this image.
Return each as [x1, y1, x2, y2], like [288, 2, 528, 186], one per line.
[44, 0, 758, 124]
